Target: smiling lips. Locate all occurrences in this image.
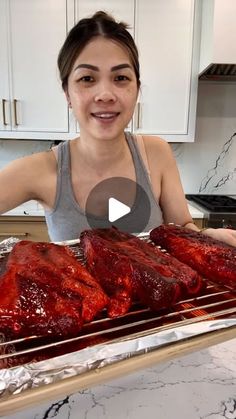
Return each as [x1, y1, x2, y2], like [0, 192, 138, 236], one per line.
[91, 112, 120, 121]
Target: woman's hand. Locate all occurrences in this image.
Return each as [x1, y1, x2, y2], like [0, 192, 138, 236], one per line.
[202, 228, 236, 247]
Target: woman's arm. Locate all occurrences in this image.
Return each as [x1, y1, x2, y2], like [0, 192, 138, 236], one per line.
[197, 227, 236, 247]
[0, 156, 35, 214]
[0, 151, 56, 214]
[146, 137, 194, 227]
[145, 136, 236, 247]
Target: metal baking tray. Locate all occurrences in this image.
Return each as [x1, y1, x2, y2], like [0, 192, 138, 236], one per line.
[0, 235, 235, 415]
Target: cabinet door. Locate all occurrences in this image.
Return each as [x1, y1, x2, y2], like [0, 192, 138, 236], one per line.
[134, 0, 200, 142]
[9, 0, 68, 133]
[0, 0, 11, 131]
[75, 0, 134, 32]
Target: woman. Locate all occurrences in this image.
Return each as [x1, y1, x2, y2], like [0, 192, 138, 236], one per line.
[0, 11, 235, 246]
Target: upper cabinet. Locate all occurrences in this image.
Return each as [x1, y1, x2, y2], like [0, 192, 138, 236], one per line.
[134, 0, 201, 141]
[0, 0, 201, 142]
[199, 0, 236, 80]
[0, 0, 69, 139]
[75, 0, 135, 31]
[0, 0, 10, 133]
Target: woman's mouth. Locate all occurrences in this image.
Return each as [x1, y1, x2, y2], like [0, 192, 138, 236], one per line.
[91, 112, 120, 121]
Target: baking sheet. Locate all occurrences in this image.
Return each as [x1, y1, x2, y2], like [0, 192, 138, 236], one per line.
[0, 318, 236, 400]
[0, 236, 235, 406]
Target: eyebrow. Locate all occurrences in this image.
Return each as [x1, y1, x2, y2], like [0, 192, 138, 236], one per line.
[74, 63, 133, 72]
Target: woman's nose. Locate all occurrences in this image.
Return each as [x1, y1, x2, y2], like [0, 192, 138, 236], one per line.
[94, 83, 116, 102]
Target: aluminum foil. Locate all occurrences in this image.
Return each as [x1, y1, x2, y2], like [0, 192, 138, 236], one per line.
[0, 319, 236, 400]
[0, 237, 20, 256]
[0, 237, 235, 403]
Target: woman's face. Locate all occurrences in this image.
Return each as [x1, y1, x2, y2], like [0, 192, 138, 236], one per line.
[66, 36, 139, 141]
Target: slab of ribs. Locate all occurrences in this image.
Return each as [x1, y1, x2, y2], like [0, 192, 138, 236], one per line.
[150, 224, 236, 289]
[1, 224, 235, 344]
[81, 228, 204, 317]
[0, 241, 108, 340]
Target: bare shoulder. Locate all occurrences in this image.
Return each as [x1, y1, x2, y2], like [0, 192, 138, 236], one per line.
[142, 134, 171, 151]
[24, 148, 56, 168]
[142, 135, 174, 165]
[20, 149, 57, 196]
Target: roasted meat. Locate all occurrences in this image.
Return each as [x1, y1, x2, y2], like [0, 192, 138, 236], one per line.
[150, 224, 236, 288]
[92, 228, 204, 297]
[81, 229, 183, 316]
[81, 231, 134, 316]
[0, 241, 108, 339]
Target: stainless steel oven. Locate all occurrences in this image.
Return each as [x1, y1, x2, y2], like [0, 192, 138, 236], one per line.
[186, 195, 236, 229]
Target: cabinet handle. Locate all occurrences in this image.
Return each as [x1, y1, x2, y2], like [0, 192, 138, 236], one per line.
[137, 102, 141, 129]
[2, 99, 7, 125]
[13, 99, 19, 126]
[0, 232, 28, 237]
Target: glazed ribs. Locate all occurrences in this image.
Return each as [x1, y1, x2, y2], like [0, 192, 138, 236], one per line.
[0, 226, 212, 341]
[0, 241, 108, 339]
[93, 228, 204, 297]
[150, 224, 236, 288]
[81, 228, 204, 316]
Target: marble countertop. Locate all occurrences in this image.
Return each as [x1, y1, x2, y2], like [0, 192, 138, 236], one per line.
[2, 337, 236, 419]
[1, 201, 45, 217]
[1, 202, 205, 219]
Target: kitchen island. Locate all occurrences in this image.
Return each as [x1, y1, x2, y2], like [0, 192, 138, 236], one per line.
[2, 337, 236, 419]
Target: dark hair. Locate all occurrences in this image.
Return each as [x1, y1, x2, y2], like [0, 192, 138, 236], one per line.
[57, 11, 140, 90]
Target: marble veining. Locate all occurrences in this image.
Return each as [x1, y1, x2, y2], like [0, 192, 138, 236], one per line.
[199, 132, 236, 193]
[174, 83, 236, 194]
[2, 338, 236, 419]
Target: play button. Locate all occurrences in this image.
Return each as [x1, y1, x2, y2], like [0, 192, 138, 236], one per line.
[108, 198, 131, 222]
[85, 177, 151, 234]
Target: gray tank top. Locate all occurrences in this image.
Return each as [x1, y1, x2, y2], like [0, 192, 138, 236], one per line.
[45, 132, 163, 241]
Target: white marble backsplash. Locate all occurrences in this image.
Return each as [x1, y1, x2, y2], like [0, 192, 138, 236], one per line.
[0, 140, 52, 168]
[0, 82, 236, 195]
[172, 82, 236, 194]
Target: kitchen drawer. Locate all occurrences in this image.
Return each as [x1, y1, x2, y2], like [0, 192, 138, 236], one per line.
[0, 217, 49, 242]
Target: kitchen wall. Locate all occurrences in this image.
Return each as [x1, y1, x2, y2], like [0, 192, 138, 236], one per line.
[0, 140, 52, 168]
[172, 81, 236, 194]
[0, 82, 236, 195]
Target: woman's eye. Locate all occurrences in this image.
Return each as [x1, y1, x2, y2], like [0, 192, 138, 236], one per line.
[79, 75, 94, 82]
[115, 75, 129, 81]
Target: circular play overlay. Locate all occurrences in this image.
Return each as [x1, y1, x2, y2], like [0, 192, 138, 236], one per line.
[85, 177, 151, 234]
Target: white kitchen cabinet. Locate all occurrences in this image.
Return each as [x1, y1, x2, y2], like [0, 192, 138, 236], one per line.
[75, 0, 135, 28]
[0, 0, 11, 132]
[199, 0, 236, 74]
[134, 0, 201, 142]
[0, 0, 69, 140]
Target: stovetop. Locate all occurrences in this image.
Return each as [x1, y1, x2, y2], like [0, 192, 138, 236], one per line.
[185, 195, 236, 213]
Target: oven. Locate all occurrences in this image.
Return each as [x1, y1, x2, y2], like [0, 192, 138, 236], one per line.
[186, 195, 236, 229]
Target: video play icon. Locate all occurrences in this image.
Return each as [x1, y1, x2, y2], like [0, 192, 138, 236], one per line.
[85, 177, 151, 234]
[108, 198, 131, 222]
